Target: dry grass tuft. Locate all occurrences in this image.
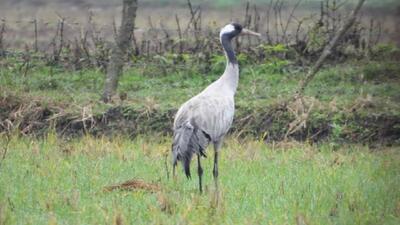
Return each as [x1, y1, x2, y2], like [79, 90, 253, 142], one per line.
[103, 179, 161, 193]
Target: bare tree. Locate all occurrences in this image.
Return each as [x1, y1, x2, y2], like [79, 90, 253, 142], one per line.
[296, 0, 366, 97]
[102, 0, 138, 103]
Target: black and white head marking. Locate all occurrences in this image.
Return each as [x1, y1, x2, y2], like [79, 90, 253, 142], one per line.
[219, 23, 243, 64]
[219, 23, 243, 40]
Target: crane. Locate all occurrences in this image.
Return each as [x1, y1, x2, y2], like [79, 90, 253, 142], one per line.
[172, 23, 261, 193]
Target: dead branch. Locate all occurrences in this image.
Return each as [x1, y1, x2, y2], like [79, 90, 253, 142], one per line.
[175, 14, 183, 54]
[185, 0, 202, 50]
[0, 133, 11, 172]
[276, 0, 285, 43]
[244, 1, 251, 28]
[263, 0, 273, 44]
[0, 19, 6, 57]
[57, 17, 65, 62]
[273, 0, 281, 44]
[160, 21, 172, 52]
[185, 0, 198, 31]
[33, 19, 38, 52]
[281, 0, 302, 44]
[253, 5, 260, 32]
[112, 17, 118, 40]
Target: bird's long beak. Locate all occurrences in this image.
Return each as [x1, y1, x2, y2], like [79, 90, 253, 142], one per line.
[241, 28, 261, 37]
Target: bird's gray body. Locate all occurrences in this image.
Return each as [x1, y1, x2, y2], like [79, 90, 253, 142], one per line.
[172, 64, 238, 177]
[174, 63, 238, 140]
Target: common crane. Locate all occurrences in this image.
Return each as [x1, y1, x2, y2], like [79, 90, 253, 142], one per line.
[172, 23, 260, 193]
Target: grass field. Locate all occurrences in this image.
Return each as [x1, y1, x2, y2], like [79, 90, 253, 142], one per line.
[0, 134, 399, 224]
[1, 2, 400, 222]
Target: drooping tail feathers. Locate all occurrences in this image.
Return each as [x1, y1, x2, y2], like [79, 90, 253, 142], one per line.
[172, 121, 211, 178]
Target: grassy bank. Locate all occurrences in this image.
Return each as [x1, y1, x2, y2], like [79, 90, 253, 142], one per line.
[0, 135, 399, 224]
[1, 52, 400, 143]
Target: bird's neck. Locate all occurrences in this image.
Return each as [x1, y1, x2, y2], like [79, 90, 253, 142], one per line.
[218, 34, 240, 93]
[221, 35, 237, 64]
[216, 61, 239, 95]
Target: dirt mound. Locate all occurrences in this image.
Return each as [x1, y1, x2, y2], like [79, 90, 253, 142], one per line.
[104, 179, 161, 193]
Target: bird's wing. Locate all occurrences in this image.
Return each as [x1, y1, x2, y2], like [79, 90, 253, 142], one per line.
[172, 120, 211, 177]
[174, 94, 234, 140]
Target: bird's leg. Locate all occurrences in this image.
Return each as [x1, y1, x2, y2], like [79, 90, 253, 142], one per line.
[213, 140, 222, 191]
[172, 162, 177, 182]
[197, 154, 203, 193]
[211, 140, 222, 207]
[213, 150, 219, 191]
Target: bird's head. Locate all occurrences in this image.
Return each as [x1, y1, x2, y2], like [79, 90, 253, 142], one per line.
[219, 22, 261, 41]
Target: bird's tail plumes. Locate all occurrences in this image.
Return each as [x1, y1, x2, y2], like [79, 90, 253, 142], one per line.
[172, 121, 210, 178]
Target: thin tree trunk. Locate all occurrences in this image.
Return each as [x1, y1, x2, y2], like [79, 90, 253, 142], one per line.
[102, 0, 138, 103]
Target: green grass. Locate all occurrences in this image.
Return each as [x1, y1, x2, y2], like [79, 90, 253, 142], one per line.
[0, 134, 399, 224]
[1, 57, 399, 116]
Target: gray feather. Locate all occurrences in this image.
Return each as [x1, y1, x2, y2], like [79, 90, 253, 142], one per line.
[172, 121, 211, 178]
